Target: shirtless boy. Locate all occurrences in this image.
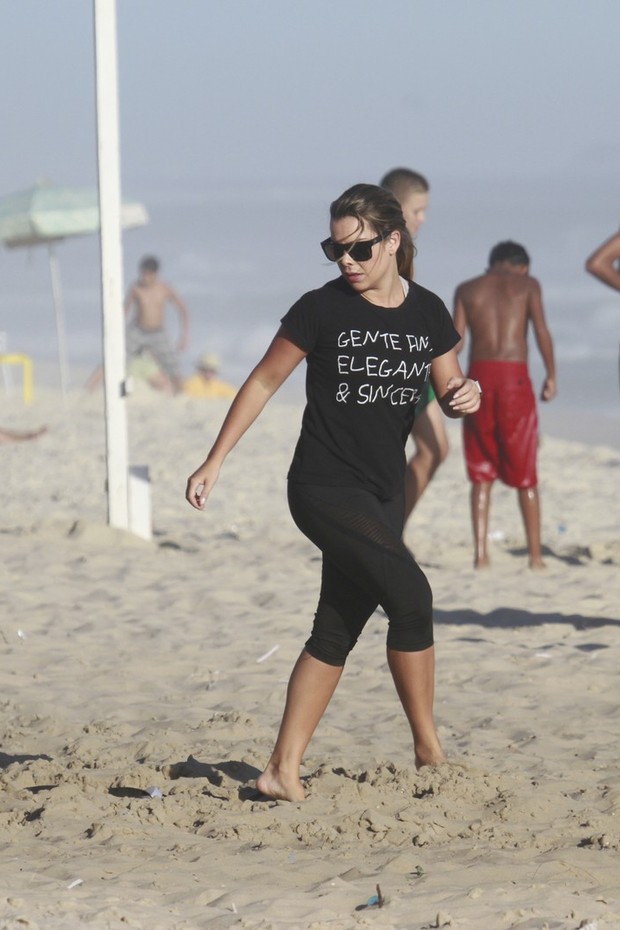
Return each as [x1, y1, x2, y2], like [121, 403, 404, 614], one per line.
[124, 256, 189, 393]
[453, 241, 556, 570]
[380, 168, 449, 523]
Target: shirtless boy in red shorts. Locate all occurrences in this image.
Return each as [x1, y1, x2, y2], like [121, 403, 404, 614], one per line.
[453, 241, 556, 569]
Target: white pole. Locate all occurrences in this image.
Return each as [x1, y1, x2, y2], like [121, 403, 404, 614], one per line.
[48, 244, 70, 395]
[93, 0, 130, 530]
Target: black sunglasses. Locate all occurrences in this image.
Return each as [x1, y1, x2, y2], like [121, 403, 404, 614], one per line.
[320, 231, 390, 263]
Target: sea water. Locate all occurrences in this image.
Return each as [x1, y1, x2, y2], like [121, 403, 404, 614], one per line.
[1, 174, 619, 440]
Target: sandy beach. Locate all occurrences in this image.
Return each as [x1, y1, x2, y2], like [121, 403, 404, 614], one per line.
[1, 386, 619, 930]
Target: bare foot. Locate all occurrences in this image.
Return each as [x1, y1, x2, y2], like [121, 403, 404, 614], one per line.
[415, 739, 448, 769]
[415, 751, 448, 769]
[474, 555, 490, 570]
[529, 557, 547, 570]
[256, 766, 305, 802]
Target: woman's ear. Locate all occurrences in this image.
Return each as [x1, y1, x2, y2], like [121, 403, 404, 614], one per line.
[387, 230, 401, 255]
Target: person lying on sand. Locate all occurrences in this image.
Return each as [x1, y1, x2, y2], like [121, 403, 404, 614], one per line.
[0, 425, 47, 443]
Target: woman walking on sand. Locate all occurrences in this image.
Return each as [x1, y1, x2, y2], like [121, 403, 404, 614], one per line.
[186, 183, 481, 801]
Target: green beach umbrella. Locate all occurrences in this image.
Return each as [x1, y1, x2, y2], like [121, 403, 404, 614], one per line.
[0, 179, 148, 392]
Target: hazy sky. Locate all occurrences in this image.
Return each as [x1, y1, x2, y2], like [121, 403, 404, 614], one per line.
[1, 0, 619, 196]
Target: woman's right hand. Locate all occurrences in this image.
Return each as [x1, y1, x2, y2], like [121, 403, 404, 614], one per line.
[184, 333, 306, 512]
[185, 459, 220, 510]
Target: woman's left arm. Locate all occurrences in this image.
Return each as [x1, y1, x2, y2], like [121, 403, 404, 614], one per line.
[430, 348, 481, 418]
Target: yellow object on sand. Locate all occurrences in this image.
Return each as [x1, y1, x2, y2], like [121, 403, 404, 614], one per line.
[0, 353, 34, 405]
[183, 374, 237, 399]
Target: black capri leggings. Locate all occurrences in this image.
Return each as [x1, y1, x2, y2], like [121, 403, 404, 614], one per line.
[287, 482, 433, 667]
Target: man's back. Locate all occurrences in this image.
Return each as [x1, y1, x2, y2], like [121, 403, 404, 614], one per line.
[454, 265, 541, 366]
[452, 240, 557, 571]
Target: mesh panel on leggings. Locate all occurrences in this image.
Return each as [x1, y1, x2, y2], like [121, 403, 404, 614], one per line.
[308, 494, 407, 558]
[288, 483, 433, 662]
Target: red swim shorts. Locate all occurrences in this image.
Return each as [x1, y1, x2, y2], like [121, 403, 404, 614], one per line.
[463, 360, 538, 489]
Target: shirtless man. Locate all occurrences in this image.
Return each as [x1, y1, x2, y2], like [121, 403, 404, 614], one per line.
[380, 168, 449, 523]
[124, 256, 189, 393]
[585, 230, 620, 392]
[586, 230, 620, 292]
[453, 241, 556, 570]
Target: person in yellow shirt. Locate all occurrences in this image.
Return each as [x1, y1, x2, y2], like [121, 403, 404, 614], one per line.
[184, 352, 237, 399]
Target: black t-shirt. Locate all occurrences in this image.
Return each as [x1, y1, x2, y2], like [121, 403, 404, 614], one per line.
[281, 276, 460, 499]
